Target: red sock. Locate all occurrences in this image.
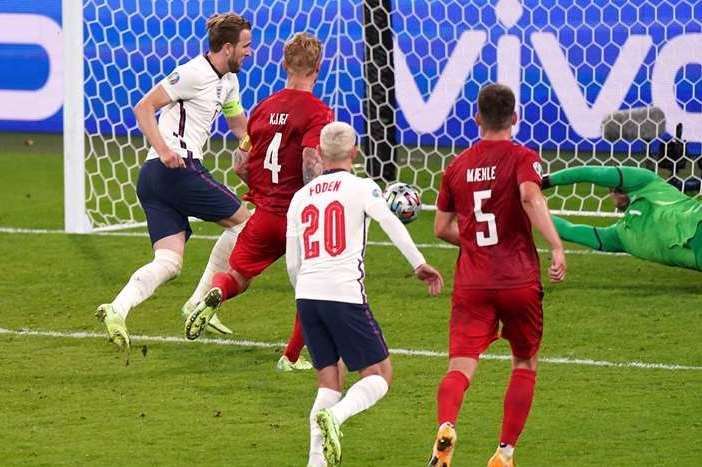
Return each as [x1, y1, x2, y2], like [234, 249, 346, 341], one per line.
[212, 272, 241, 301]
[437, 370, 470, 425]
[500, 369, 537, 446]
[283, 312, 305, 362]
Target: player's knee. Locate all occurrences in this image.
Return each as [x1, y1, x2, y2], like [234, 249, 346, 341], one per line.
[447, 356, 479, 380]
[318, 371, 342, 392]
[229, 216, 249, 235]
[379, 359, 393, 386]
[219, 204, 250, 228]
[512, 354, 538, 371]
[360, 358, 392, 386]
[154, 249, 183, 279]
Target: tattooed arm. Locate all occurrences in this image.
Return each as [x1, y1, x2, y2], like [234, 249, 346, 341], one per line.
[233, 148, 249, 184]
[302, 147, 322, 184]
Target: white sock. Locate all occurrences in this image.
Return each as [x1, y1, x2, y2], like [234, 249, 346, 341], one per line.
[309, 388, 342, 467]
[329, 374, 389, 426]
[184, 224, 244, 311]
[499, 444, 515, 460]
[111, 249, 182, 318]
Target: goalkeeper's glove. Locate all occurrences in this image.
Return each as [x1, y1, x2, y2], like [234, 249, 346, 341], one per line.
[541, 174, 552, 190]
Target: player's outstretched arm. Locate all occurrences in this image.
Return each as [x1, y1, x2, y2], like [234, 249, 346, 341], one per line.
[552, 215, 599, 250]
[377, 213, 443, 295]
[134, 85, 184, 169]
[552, 215, 625, 252]
[616, 166, 659, 191]
[434, 209, 460, 246]
[520, 181, 566, 282]
[414, 263, 444, 296]
[365, 182, 443, 295]
[543, 166, 657, 192]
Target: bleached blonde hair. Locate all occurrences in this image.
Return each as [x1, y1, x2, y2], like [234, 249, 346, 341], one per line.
[320, 121, 356, 161]
[284, 32, 322, 76]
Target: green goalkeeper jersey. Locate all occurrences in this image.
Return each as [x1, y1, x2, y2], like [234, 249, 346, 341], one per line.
[549, 166, 702, 270]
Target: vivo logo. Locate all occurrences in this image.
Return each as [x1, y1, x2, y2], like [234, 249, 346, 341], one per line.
[0, 13, 63, 120]
[395, 0, 702, 142]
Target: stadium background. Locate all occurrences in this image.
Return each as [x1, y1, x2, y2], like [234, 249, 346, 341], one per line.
[0, 1, 700, 466]
[2, 0, 700, 148]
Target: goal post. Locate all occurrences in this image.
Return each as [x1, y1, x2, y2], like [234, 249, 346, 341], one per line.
[62, 0, 90, 233]
[363, 0, 397, 184]
[65, 0, 702, 232]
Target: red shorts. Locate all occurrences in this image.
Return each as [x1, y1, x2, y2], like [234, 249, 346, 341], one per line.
[449, 284, 543, 360]
[229, 209, 287, 279]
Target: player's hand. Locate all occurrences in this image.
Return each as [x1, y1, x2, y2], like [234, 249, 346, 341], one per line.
[159, 148, 185, 169]
[548, 248, 566, 282]
[415, 263, 444, 296]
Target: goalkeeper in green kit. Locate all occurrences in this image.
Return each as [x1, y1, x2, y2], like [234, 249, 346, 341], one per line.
[542, 166, 702, 272]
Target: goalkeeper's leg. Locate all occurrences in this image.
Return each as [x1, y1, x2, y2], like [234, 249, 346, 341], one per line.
[552, 215, 624, 252]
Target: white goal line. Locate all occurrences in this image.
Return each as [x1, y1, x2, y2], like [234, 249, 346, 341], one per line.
[0, 226, 628, 256]
[0, 327, 699, 372]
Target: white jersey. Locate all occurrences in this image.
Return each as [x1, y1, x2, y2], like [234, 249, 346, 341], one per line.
[146, 55, 243, 161]
[286, 170, 426, 304]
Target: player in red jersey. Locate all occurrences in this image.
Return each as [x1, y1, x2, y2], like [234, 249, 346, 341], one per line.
[427, 84, 566, 467]
[184, 33, 332, 368]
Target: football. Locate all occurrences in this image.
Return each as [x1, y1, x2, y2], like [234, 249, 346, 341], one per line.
[384, 182, 422, 224]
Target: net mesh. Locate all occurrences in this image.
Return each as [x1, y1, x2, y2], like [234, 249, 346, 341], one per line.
[82, 0, 702, 229]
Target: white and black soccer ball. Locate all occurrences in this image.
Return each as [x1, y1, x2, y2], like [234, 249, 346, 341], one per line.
[384, 182, 422, 224]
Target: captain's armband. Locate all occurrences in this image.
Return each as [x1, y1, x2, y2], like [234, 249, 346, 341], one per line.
[222, 100, 244, 118]
[238, 133, 252, 152]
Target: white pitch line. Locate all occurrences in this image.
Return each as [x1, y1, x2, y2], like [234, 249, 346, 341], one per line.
[0, 327, 699, 371]
[0, 226, 627, 256]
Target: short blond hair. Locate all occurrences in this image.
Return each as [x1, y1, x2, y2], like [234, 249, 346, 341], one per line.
[320, 122, 356, 161]
[206, 13, 251, 52]
[284, 32, 322, 76]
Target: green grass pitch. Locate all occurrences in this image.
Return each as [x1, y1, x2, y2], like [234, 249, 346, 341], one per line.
[0, 133, 700, 466]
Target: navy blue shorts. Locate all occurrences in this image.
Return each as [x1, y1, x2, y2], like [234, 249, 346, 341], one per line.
[297, 299, 389, 372]
[137, 158, 241, 244]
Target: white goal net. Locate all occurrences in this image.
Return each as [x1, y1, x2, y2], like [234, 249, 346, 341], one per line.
[68, 0, 702, 232]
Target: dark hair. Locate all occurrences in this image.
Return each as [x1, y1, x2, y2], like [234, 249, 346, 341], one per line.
[206, 13, 251, 52]
[477, 83, 516, 131]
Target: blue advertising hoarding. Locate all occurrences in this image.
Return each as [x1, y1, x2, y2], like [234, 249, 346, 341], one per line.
[0, 0, 700, 147]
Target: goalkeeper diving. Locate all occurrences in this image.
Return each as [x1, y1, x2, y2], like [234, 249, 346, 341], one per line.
[542, 165, 702, 271]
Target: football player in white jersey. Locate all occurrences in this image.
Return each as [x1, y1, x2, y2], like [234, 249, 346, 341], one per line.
[96, 13, 253, 350]
[286, 121, 444, 466]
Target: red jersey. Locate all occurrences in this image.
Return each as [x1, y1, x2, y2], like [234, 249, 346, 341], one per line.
[437, 140, 543, 289]
[244, 88, 333, 215]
